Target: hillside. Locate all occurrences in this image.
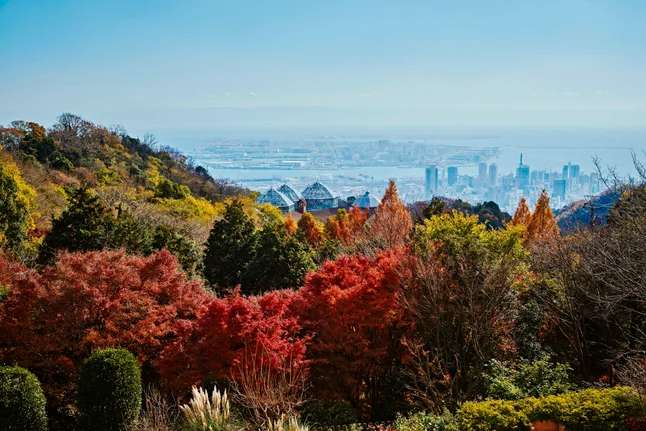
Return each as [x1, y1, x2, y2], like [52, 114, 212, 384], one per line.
[555, 189, 620, 233]
[0, 114, 251, 243]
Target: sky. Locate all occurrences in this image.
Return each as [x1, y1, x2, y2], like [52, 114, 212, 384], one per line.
[1, 0, 646, 130]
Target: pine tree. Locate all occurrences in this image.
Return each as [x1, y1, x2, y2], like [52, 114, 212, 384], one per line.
[203, 199, 257, 290]
[527, 191, 559, 241]
[512, 197, 532, 226]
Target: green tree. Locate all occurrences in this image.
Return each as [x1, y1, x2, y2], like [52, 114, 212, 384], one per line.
[38, 187, 115, 263]
[203, 199, 257, 290]
[152, 225, 203, 277]
[242, 222, 315, 294]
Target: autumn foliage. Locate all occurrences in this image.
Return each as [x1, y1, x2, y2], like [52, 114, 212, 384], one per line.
[364, 180, 413, 249]
[295, 248, 408, 416]
[0, 249, 210, 411]
[296, 212, 325, 247]
[512, 197, 531, 226]
[527, 191, 559, 241]
[157, 289, 307, 394]
[324, 206, 368, 246]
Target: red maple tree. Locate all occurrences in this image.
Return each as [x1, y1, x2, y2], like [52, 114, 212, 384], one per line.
[0, 249, 210, 409]
[157, 288, 308, 394]
[294, 248, 409, 416]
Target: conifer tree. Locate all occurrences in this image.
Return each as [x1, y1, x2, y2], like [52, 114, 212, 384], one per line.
[203, 199, 257, 290]
[365, 180, 413, 249]
[527, 191, 559, 241]
[512, 197, 532, 226]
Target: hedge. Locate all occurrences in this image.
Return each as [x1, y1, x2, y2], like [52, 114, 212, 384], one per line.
[456, 387, 644, 431]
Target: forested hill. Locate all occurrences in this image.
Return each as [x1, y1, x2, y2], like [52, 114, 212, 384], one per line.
[0, 114, 253, 266]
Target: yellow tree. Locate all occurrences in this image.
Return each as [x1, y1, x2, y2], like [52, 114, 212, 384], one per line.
[297, 211, 325, 247]
[527, 191, 559, 241]
[512, 197, 532, 226]
[365, 180, 413, 249]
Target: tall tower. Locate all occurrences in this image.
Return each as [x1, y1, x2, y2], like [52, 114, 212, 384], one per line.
[447, 166, 458, 187]
[488, 163, 497, 186]
[425, 165, 439, 198]
[516, 153, 530, 189]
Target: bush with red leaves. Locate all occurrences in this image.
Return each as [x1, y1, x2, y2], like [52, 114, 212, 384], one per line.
[0, 249, 210, 415]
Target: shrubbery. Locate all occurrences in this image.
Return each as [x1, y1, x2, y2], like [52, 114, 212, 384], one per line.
[0, 365, 48, 431]
[483, 355, 574, 400]
[77, 348, 142, 431]
[457, 387, 643, 431]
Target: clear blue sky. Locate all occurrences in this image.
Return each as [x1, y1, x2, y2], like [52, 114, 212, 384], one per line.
[1, 0, 645, 129]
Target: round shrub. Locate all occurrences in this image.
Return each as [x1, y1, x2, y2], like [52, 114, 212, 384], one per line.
[0, 365, 48, 431]
[78, 348, 142, 431]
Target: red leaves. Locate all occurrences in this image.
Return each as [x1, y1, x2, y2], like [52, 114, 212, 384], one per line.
[157, 288, 308, 393]
[0, 249, 210, 406]
[295, 248, 408, 408]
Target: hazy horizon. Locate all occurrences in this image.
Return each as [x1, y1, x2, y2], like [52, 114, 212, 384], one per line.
[2, 0, 646, 130]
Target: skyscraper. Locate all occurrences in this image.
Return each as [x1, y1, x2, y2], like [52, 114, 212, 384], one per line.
[553, 179, 567, 200]
[478, 162, 487, 184]
[570, 164, 580, 178]
[516, 154, 530, 189]
[447, 166, 458, 186]
[488, 163, 497, 186]
[562, 164, 570, 179]
[425, 165, 439, 198]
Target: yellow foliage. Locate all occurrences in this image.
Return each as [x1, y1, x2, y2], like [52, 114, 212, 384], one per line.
[155, 195, 219, 224]
[1, 153, 36, 231]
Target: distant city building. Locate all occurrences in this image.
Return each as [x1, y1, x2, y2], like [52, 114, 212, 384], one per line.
[425, 165, 439, 197]
[516, 154, 530, 189]
[488, 163, 497, 186]
[562, 164, 570, 179]
[447, 166, 458, 187]
[570, 164, 580, 178]
[354, 191, 380, 209]
[553, 179, 567, 200]
[478, 162, 488, 184]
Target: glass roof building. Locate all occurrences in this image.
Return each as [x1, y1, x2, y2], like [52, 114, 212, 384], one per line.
[256, 187, 295, 212]
[302, 181, 338, 211]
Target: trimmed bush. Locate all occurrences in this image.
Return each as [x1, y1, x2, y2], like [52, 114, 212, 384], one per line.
[456, 387, 643, 431]
[78, 348, 142, 431]
[526, 387, 644, 431]
[458, 399, 530, 431]
[0, 365, 48, 431]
